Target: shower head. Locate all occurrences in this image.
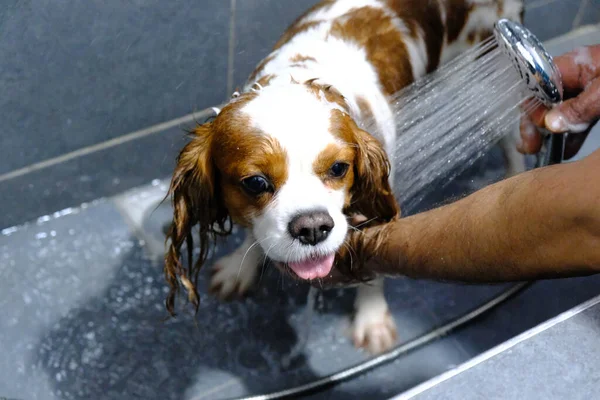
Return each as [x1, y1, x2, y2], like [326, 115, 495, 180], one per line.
[494, 19, 563, 107]
[494, 19, 565, 165]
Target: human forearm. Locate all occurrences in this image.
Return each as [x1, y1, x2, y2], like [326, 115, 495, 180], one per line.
[360, 151, 600, 282]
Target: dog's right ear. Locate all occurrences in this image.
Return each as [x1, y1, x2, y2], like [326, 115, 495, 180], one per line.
[164, 122, 231, 316]
[347, 122, 400, 225]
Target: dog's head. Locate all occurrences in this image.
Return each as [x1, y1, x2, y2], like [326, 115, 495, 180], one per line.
[164, 80, 398, 314]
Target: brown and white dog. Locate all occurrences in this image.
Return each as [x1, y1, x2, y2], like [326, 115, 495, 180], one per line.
[165, 0, 525, 354]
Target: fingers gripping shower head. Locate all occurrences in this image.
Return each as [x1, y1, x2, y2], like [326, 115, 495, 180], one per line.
[494, 19, 563, 106]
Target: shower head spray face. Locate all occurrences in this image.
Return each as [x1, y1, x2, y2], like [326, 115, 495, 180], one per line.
[494, 19, 563, 106]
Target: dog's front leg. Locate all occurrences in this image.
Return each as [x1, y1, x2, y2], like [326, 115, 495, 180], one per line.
[352, 277, 398, 354]
[209, 232, 262, 300]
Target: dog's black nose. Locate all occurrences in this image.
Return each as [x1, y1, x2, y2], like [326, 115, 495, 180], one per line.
[288, 210, 335, 246]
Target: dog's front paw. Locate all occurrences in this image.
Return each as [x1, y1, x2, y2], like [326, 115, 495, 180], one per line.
[209, 251, 259, 301]
[351, 308, 398, 354]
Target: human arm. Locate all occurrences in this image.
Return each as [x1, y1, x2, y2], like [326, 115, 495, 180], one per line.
[323, 45, 600, 287]
[330, 148, 600, 284]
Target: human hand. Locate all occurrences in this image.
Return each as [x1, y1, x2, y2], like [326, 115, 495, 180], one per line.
[312, 216, 395, 288]
[519, 44, 600, 159]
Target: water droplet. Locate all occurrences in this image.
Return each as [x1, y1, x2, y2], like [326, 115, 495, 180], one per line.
[22, 293, 32, 304]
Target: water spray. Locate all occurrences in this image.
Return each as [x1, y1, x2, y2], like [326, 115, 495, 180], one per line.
[230, 19, 565, 400]
[382, 19, 565, 212]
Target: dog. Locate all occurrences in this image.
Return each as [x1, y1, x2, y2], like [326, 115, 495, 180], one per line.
[164, 0, 525, 355]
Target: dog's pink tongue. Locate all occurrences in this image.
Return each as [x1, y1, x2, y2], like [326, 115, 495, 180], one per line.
[288, 254, 335, 280]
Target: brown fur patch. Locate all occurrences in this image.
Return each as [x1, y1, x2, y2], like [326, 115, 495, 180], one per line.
[313, 143, 356, 206]
[209, 96, 288, 226]
[273, 20, 325, 51]
[467, 30, 477, 44]
[248, 54, 275, 84]
[329, 6, 414, 95]
[329, 109, 399, 223]
[272, 0, 334, 50]
[466, 28, 494, 45]
[355, 95, 375, 123]
[303, 78, 350, 111]
[479, 28, 493, 41]
[256, 74, 276, 88]
[216, 137, 288, 225]
[385, 0, 445, 73]
[289, 54, 317, 69]
[520, 3, 525, 21]
[164, 91, 290, 315]
[164, 122, 228, 315]
[290, 54, 317, 63]
[445, 0, 474, 43]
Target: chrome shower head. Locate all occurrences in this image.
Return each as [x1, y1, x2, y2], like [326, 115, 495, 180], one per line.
[494, 19, 563, 107]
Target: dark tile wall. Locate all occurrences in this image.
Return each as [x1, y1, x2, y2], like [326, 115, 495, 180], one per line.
[578, 0, 600, 26]
[1, 0, 597, 228]
[0, 0, 230, 175]
[524, 0, 586, 41]
[233, 0, 320, 90]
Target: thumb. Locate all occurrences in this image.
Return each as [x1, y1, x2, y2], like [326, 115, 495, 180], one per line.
[545, 77, 600, 133]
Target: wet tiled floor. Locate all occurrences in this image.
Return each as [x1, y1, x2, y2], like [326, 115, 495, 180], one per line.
[3, 135, 600, 400]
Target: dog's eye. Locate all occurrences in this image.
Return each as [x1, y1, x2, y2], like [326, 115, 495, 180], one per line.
[241, 175, 272, 195]
[328, 162, 349, 178]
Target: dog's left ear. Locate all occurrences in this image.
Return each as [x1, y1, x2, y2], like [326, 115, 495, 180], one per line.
[347, 121, 400, 224]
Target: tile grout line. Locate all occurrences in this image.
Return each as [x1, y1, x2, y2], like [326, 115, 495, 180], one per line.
[526, 0, 563, 9]
[572, 0, 590, 29]
[226, 0, 237, 97]
[415, 294, 475, 361]
[3, 23, 594, 186]
[0, 109, 214, 184]
[188, 378, 242, 400]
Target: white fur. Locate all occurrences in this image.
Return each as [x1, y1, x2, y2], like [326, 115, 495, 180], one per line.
[436, 0, 447, 25]
[212, 0, 525, 355]
[305, 0, 383, 22]
[240, 83, 350, 264]
[352, 278, 397, 354]
[388, 16, 429, 80]
[244, 3, 396, 149]
[442, 0, 523, 62]
[210, 234, 262, 299]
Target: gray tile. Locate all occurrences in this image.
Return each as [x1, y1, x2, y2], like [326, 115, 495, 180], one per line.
[570, 123, 600, 161]
[542, 23, 600, 69]
[545, 23, 600, 54]
[0, 201, 135, 400]
[524, 0, 582, 41]
[0, 133, 174, 231]
[232, 0, 320, 89]
[575, 0, 600, 27]
[433, 277, 600, 358]
[0, 112, 211, 230]
[0, 0, 230, 175]
[303, 336, 470, 400]
[405, 298, 600, 400]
